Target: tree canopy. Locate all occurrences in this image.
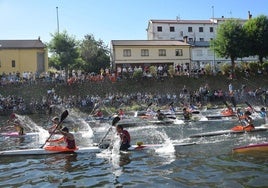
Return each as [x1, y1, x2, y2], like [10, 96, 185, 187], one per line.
[48, 32, 110, 77]
[211, 19, 245, 77]
[243, 15, 268, 64]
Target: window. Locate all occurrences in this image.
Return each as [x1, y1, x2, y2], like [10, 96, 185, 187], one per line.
[157, 26, 162, 32]
[159, 49, 166, 56]
[189, 38, 193, 42]
[123, 49, 131, 57]
[196, 50, 202, 56]
[175, 49, 183, 56]
[188, 27, 192, 32]
[141, 49, 149, 56]
[199, 27, 203, 32]
[200, 38, 204, 41]
[12, 60, 15, 67]
[170, 26, 175, 32]
[210, 27, 214, 32]
[180, 31, 183, 36]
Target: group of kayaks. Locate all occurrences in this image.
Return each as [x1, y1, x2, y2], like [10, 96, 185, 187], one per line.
[1, 102, 267, 156]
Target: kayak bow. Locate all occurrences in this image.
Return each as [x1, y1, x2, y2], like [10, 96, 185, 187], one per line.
[233, 142, 268, 153]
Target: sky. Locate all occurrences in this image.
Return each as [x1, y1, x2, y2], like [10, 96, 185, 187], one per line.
[0, 0, 267, 46]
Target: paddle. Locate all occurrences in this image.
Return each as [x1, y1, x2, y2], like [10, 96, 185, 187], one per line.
[98, 116, 121, 148]
[40, 110, 69, 148]
[146, 102, 153, 111]
[223, 101, 230, 109]
[89, 103, 98, 115]
[245, 101, 256, 112]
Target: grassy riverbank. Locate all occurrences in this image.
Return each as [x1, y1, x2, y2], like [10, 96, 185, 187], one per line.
[2, 75, 268, 105]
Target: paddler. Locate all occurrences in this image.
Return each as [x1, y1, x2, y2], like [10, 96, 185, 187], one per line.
[156, 109, 166, 120]
[13, 120, 25, 135]
[7, 113, 25, 135]
[48, 127, 76, 149]
[242, 111, 255, 131]
[116, 124, 131, 151]
[48, 116, 62, 134]
[182, 108, 191, 120]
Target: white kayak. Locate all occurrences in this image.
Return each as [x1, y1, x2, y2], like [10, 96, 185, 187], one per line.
[189, 126, 268, 138]
[0, 131, 82, 137]
[0, 142, 196, 156]
[0, 132, 39, 137]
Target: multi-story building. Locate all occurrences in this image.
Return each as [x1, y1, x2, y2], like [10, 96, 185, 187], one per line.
[111, 40, 191, 74]
[0, 38, 48, 76]
[146, 14, 258, 72]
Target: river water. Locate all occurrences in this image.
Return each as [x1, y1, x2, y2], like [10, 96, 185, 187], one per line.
[0, 109, 267, 188]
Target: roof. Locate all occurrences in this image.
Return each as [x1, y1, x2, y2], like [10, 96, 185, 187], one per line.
[149, 19, 213, 24]
[111, 40, 190, 46]
[0, 39, 46, 49]
[188, 41, 210, 47]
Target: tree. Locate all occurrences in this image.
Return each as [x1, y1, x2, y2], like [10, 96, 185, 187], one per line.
[80, 34, 110, 74]
[48, 31, 79, 81]
[211, 19, 245, 78]
[243, 15, 268, 64]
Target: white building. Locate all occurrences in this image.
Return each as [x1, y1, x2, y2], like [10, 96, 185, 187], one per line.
[146, 15, 258, 72]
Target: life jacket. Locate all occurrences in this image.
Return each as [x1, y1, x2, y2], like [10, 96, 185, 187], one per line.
[121, 130, 131, 145]
[65, 137, 76, 149]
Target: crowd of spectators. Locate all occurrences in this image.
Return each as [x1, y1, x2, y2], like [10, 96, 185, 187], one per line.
[1, 77, 267, 115]
[0, 65, 267, 115]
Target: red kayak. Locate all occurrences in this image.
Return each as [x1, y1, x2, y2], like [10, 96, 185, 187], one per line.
[233, 143, 268, 153]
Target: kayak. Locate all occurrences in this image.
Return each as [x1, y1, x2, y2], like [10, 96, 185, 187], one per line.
[189, 126, 268, 138]
[0, 142, 196, 156]
[0, 131, 82, 137]
[205, 114, 236, 119]
[0, 132, 39, 137]
[233, 142, 268, 153]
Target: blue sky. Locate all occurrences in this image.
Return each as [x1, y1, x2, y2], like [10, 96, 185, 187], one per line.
[0, 0, 267, 46]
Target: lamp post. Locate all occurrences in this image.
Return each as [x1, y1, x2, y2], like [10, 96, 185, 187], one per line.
[56, 7, 59, 34]
[212, 6, 216, 74]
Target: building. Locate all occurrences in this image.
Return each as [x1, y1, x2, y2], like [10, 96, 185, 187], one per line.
[146, 15, 258, 72]
[111, 40, 191, 74]
[0, 38, 48, 76]
[147, 19, 216, 42]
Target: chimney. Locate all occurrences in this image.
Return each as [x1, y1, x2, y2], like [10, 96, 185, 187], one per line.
[183, 36, 188, 43]
[248, 11, 252, 19]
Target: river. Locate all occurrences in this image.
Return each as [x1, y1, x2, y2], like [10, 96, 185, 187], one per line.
[0, 109, 267, 188]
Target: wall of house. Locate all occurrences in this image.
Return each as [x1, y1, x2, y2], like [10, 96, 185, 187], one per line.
[0, 48, 48, 75]
[113, 45, 191, 68]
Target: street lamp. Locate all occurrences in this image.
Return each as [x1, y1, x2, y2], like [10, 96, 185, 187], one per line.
[56, 7, 59, 34]
[212, 6, 216, 74]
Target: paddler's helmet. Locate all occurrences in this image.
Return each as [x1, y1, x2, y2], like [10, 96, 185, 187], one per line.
[245, 111, 251, 116]
[61, 127, 69, 133]
[52, 116, 59, 122]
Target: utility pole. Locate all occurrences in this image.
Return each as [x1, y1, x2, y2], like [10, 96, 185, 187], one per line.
[56, 7, 59, 34]
[212, 6, 216, 74]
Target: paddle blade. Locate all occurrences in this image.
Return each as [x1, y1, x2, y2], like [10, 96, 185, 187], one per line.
[223, 101, 229, 108]
[60, 110, 69, 122]
[245, 101, 253, 109]
[112, 116, 120, 126]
